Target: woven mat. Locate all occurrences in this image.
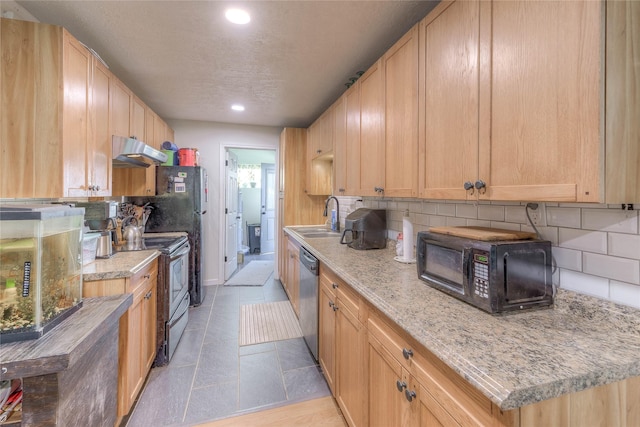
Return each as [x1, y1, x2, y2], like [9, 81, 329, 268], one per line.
[239, 301, 303, 346]
[225, 260, 274, 286]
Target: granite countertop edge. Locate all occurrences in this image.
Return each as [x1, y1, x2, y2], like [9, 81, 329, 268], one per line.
[284, 227, 640, 410]
[83, 250, 161, 282]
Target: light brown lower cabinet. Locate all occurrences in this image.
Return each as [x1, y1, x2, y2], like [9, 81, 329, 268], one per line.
[318, 265, 368, 427]
[283, 236, 301, 316]
[320, 264, 640, 427]
[83, 258, 158, 424]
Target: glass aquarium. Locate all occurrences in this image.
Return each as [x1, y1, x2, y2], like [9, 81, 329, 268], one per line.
[0, 204, 84, 343]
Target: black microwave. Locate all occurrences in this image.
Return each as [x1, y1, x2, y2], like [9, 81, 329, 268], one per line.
[416, 230, 553, 314]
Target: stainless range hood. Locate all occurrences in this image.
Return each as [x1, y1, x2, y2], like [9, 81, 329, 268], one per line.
[112, 135, 168, 168]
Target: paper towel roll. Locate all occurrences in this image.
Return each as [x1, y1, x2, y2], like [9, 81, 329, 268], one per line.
[402, 211, 413, 261]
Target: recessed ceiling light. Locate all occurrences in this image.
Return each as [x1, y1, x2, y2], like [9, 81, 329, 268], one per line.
[231, 104, 245, 112]
[225, 8, 250, 25]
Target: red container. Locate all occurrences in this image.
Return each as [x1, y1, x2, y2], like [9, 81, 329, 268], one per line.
[178, 148, 198, 166]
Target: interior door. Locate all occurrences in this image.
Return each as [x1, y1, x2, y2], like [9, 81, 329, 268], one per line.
[224, 150, 239, 280]
[260, 163, 276, 253]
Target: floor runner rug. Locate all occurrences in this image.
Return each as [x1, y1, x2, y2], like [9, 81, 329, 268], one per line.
[224, 260, 273, 286]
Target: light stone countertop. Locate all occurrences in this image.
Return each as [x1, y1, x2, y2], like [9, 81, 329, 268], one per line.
[285, 226, 640, 410]
[82, 250, 161, 282]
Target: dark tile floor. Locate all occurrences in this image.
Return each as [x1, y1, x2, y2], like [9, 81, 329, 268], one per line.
[125, 253, 330, 427]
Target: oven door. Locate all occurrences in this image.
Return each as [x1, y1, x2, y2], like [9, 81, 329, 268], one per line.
[417, 236, 469, 296]
[168, 242, 190, 316]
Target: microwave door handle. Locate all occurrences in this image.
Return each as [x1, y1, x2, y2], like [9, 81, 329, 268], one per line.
[463, 249, 472, 291]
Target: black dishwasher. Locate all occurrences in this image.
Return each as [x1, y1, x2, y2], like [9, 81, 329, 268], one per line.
[299, 246, 319, 360]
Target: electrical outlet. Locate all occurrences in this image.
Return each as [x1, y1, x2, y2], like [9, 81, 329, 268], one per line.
[528, 202, 547, 227]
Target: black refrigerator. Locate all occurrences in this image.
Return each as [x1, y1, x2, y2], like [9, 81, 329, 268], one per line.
[144, 166, 208, 306]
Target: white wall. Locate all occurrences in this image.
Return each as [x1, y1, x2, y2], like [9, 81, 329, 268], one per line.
[167, 119, 280, 285]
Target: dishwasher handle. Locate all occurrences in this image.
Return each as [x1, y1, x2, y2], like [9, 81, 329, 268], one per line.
[300, 247, 319, 275]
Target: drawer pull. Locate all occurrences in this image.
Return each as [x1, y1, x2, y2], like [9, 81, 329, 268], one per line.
[402, 348, 413, 360]
[144, 291, 152, 300]
[332, 282, 338, 289]
[396, 380, 407, 392]
[405, 389, 417, 402]
[144, 274, 151, 279]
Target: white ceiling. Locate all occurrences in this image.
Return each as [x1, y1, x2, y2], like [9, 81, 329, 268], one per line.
[10, 0, 439, 128]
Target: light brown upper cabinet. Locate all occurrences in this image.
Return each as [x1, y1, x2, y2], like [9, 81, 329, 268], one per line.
[1, 19, 111, 198]
[306, 106, 333, 195]
[418, 0, 632, 203]
[344, 83, 362, 195]
[333, 95, 347, 195]
[358, 59, 386, 197]
[383, 25, 419, 198]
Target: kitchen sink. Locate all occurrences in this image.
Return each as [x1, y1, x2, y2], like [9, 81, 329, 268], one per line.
[292, 226, 341, 238]
[302, 232, 340, 238]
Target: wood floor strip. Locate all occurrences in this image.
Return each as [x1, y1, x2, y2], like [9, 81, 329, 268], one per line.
[239, 301, 303, 346]
[195, 397, 346, 427]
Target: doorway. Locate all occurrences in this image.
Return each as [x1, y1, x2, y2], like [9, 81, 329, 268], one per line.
[224, 148, 277, 278]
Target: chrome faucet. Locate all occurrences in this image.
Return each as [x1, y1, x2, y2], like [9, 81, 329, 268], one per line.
[323, 196, 340, 232]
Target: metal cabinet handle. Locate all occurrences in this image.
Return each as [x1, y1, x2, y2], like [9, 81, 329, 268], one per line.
[332, 283, 338, 289]
[333, 304, 338, 312]
[329, 301, 334, 308]
[405, 389, 417, 402]
[474, 180, 486, 194]
[402, 348, 413, 360]
[95, 185, 100, 191]
[396, 380, 407, 392]
[144, 290, 152, 300]
[374, 186, 384, 194]
[144, 274, 151, 279]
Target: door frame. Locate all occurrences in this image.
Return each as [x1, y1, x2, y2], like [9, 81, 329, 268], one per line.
[218, 143, 279, 283]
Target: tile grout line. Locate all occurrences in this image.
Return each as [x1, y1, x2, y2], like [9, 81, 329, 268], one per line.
[180, 284, 219, 425]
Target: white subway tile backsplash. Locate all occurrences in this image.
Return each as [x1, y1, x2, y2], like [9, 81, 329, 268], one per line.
[521, 225, 558, 245]
[560, 269, 610, 299]
[455, 203, 477, 219]
[505, 206, 527, 224]
[552, 247, 582, 271]
[478, 205, 504, 221]
[547, 207, 581, 228]
[423, 202, 437, 215]
[428, 215, 447, 227]
[445, 217, 467, 226]
[582, 209, 638, 234]
[414, 213, 429, 227]
[610, 281, 640, 309]
[582, 252, 640, 285]
[608, 233, 640, 260]
[558, 228, 607, 254]
[437, 203, 456, 217]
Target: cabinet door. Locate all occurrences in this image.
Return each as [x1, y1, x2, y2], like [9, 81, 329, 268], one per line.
[319, 279, 337, 395]
[384, 25, 419, 198]
[420, 0, 480, 201]
[130, 96, 146, 141]
[89, 58, 112, 197]
[333, 96, 347, 195]
[62, 32, 90, 197]
[141, 279, 157, 374]
[336, 297, 367, 427]
[368, 333, 412, 427]
[145, 108, 158, 195]
[286, 238, 300, 315]
[122, 292, 144, 416]
[417, 383, 460, 427]
[359, 60, 385, 197]
[344, 84, 361, 195]
[482, 0, 601, 202]
[110, 78, 131, 138]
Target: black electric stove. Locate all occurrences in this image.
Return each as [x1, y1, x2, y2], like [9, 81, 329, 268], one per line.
[114, 235, 188, 254]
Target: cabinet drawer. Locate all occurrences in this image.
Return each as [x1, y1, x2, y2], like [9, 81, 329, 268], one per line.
[128, 259, 158, 297]
[336, 282, 360, 319]
[368, 313, 413, 370]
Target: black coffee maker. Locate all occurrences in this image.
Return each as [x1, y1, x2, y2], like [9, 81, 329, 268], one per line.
[340, 208, 387, 250]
